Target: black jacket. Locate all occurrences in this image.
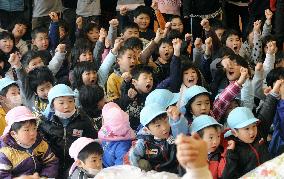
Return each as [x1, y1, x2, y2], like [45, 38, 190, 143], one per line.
[38, 110, 97, 174]
[183, 0, 221, 16]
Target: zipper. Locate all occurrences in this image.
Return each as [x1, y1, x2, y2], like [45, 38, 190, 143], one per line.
[248, 143, 260, 166]
[27, 150, 37, 172]
[63, 127, 67, 169]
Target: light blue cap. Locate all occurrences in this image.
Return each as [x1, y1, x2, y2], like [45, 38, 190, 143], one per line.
[0, 77, 17, 92]
[140, 103, 167, 126]
[48, 84, 75, 103]
[145, 89, 179, 109]
[180, 85, 210, 114]
[227, 107, 259, 129]
[190, 115, 222, 133]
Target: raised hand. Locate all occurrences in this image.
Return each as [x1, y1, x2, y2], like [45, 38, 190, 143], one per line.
[49, 12, 59, 22]
[200, 19, 210, 31]
[76, 17, 83, 29]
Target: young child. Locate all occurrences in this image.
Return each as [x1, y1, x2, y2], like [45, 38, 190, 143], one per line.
[145, 88, 179, 109]
[69, 137, 103, 178]
[118, 64, 154, 131]
[190, 115, 225, 179]
[0, 78, 21, 135]
[38, 84, 97, 177]
[0, 106, 59, 178]
[98, 102, 135, 167]
[78, 85, 105, 133]
[129, 103, 181, 173]
[107, 45, 136, 101]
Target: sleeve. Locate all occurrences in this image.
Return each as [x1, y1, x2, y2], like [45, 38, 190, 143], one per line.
[75, 28, 84, 39]
[107, 25, 118, 48]
[205, 29, 221, 55]
[114, 142, 131, 165]
[119, 14, 131, 34]
[83, 117, 98, 139]
[200, 55, 212, 83]
[156, 77, 171, 89]
[0, 152, 13, 179]
[182, 165, 213, 179]
[169, 116, 189, 137]
[251, 31, 263, 64]
[262, 21, 272, 38]
[116, 80, 132, 110]
[263, 53, 275, 78]
[252, 69, 266, 101]
[257, 93, 279, 140]
[39, 141, 59, 178]
[193, 47, 204, 68]
[93, 40, 105, 68]
[140, 40, 158, 64]
[168, 55, 182, 92]
[154, 9, 166, 29]
[221, 149, 241, 178]
[47, 51, 66, 76]
[97, 51, 116, 87]
[241, 79, 254, 110]
[48, 22, 60, 52]
[107, 74, 121, 101]
[129, 139, 146, 167]
[211, 81, 242, 121]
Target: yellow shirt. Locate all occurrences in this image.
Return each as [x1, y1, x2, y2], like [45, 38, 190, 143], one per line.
[106, 72, 123, 101]
[0, 107, 7, 136]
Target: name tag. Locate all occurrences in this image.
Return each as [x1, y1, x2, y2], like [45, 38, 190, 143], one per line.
[72, 129, 83, 137]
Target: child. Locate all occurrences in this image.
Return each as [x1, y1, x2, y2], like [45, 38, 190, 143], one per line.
[190, 115, 225, 179]
[0, 106, 59, 178]
[39, 84, 97, 177]
[0, 78, 21, 135]
[78, 85, 105, 132]
[145, 89, 179, 109]
[98, 102, 135, 167]
[118, 64, 154, 130]
[129, 103, 181, 173]
[69, 137, 103, 178]
[107, 45, 136, 101]
[23, 66, 54, 115]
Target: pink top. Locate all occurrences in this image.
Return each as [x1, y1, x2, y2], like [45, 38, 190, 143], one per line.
[157, 0, 181, 16]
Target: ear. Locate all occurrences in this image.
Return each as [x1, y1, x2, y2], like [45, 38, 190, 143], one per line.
[133, 17, 137, 23]
[0, 95, 5, 103]
[231, 129, 238, 137]
[76, 160, 84, 167]
[10, 131, 17, 138]
[31, 39, 35, 44]
[132, 79, 137, 86]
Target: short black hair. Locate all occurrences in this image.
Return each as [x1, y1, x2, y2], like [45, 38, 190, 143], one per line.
[266, 67, 284, 87]
[121, 22, 139, 34]
[24, 66, 55, 99]
[133, 5, 152, 18]
[83, 22, 100, 34]
[77, 141, 103, 162]
[79, 85, 104, 114]
[0, 31, 14, 41]
[117, 46, 133, 59]
[221, 29, 240, 46]
[166, 29, 183, 40]
[197, 125, 221, 138]
[58, 19, 70, 36]
[31, 26, 48, 39]
[71, 39, 93, 69]
[0, 83, 19, 96]
[145, 113, 167, 128]
[159, 38, 173, 48]
[130, 64, 153, 80]
[7, 18, 29, 32]
[276, 51, 284, 65]
[181, 61, 203, 86]
[124, 37, 143, 50]
[10, 119, 37, 133]
[21, 50, 44, 68]
[72, 61, 97, 89]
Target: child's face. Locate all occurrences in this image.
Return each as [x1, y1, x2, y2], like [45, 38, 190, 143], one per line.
[79, 50, 93, 62]
[147, 115, 171, 139]
[12, 24, 27, 39]
[201, 127, 221, 153]
[159, 43, 174, 62]
[0, 38, 14, 53]
[171, 18, 184, 33]
[33, 32, 49, 51]
[36, 81, 53, 99]
[117, 49, 136, 73]
[11, 121, 37, 147]
[1, 85, 21, 109]
[134, 13, 150, 31]
[183, 68, 198, 88]
[59, 26, 66, 39]
[53, 96, 75, 113]
[233, 123, 258, 143]
[26, 57, 44, 72]
[123, 28, 139, 40]
[225, 59, 241, 81]
[82, 70, 97, 86]
[132, 72, 153, 94]
[5, 85, 20, 99]
[87, 28, 100, 43]
[190, 94, 210, 117]
[215, 28, 225, 41]
[226, 34, 241, 54]
[79, 153, 102, 171]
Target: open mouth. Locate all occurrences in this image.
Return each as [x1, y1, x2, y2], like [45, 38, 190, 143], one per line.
[233, 46, 238, 51]
[188, 79, 194, 83]
[146, 84, 152, 90]
[129, 65, 135, 69]
[228, 72, 234, 75]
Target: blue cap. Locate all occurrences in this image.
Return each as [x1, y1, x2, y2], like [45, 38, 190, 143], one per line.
[190, 115, 222, 133]
[48, 84, 75, 103]
[140, 103, 167, 126]
[180, 85, 210, 114]
[0, 77, 17, 92]
[227, 107, 259, 129]
[145, 89, 179, 109]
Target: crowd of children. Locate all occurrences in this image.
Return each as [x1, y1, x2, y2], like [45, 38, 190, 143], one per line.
[0, 0, 284, 178]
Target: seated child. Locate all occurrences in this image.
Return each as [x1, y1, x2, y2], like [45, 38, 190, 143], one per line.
[39, 84, 97, 177]
[190, 115, 225, 179]
[69, 137, 103, 178]
[129, 103, 180, 173]
[118, 64, 154, 131]
[0, 78, 22, 135]
[0, 106, 58, 178]
[98, 102, 135, 167]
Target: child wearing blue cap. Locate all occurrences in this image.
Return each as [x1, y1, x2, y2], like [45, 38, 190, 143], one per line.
[38, 84, 97, 178]
[129, 103, 186, 173]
